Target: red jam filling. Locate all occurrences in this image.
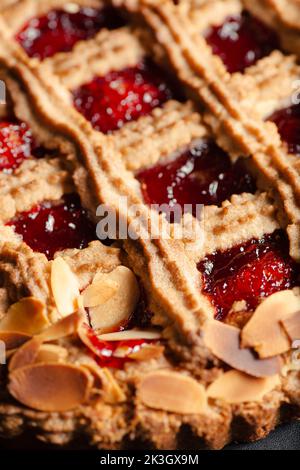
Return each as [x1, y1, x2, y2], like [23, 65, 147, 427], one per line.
[136, 140, 256, 214]
[205, 11, 279, 73]
[8, 193, 96, 259]
[16, 6, 126, 60]
[198, 230, 300, 321]
[87, 327, 157, 369]
[268, 103, 300, 156]
[72, 60, 176, 134]
[0, 120, 35, 172]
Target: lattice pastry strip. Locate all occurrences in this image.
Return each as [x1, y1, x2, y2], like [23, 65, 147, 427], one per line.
[137, 1, 300, 259]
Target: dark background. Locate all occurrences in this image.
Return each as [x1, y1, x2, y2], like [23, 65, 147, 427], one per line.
[0, 421, 299, 451]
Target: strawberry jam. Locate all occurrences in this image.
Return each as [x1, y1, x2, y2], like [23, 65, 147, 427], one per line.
[0, 120, 34, 172]
[268, 103, 300, 156]
[205, 11, 279, 73]
[136, 140, 256, 214]
[8, 193, 96, 259]
[72, 60, 176, 133]
[16, 6, 126, 60]
[91, 335, 156, 369]
[198, 230, 300, 320]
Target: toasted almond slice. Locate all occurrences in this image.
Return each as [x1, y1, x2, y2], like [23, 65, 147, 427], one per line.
[281, 311, 300, 342]
[8, 363, 92, 412]
[0, 331, 31, 350]
[6, 349, 17, 359]
[51, 257, 80, 316]
[98, 368, 126, 404]
[79, 359, 104, 390]
[9, 338, 42, 372]
[89, 266, 140, 333]
[35, 344, 68, 364]
[207, 370, 280, 404]
[36, 312, 81, 342]
[128, 344, 164, 361]
[241, 291, 300, 358]
[204, 320, 281, 378]
[97, 329, 161, 342]
[81, 278, 118, 308]
[77, 322, 98, 355]
[138, 370, 207, 414]
[0, 298, 49, 335]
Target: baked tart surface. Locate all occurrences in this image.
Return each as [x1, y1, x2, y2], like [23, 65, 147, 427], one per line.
[0, 0, 299, 450]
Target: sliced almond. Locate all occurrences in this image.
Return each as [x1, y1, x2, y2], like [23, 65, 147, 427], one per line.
[241, 291, 300, 358]
[79, 359, 104, 390]
[9, 337, 42, 372]
[128, 344, 164, 361]
[138, 370, 207, 414]
[98, 368, 126, 404]
[207, 370, 280, 404]
[8, 363, 92, 412]
[35, 344, 68, 364]
[0, 298, 49, 335]
[281, 311, 300, 342]
[81, 278, 118, 308]
[51, 257, 80, 316]
[88, 266, 140, 333]
[77, 322, 98, 355]
[37, 312, 82, 342]
[97, 329, 161, 342]
[204, 320, 281, 378]
[0, 331, 31, 350]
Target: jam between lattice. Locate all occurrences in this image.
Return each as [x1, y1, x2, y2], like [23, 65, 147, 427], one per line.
[16, 6, 126, 60]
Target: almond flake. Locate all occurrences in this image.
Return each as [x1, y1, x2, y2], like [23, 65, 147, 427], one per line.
[98, 368, 126, 404]
[0, 331, 31, 350]
[138, 370, 207, 414]
[241, 291, 300, 358]
[51, 257, 80, 316]
[37, 312, 81, 342]
[97, 329, 161, 342]
[128, 344, 164, 361]
[281, 311, 300, 342]
[8, 363, 92, 412]
[0, 298, 49, 335]
[35, 344, 68, 364]
[9, 338, 42, 372]
[207, 370, 280, 404]
[81, 278, 118, 308]
[78, 359, 104, 390]
[88, 266, 140, 333]
[77, 322, 98, 355]
[204, 320, 281, 378]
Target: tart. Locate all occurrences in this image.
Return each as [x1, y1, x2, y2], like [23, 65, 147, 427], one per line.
[0, 0, 299, 450]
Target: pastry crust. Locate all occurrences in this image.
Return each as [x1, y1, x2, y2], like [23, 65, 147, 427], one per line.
[0, 0, 299, 450]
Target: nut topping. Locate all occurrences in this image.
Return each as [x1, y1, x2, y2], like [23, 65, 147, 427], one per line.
[81, 276, 118, 308]
[204, 320, 282, 377]
[37, 312, 82, 342]
[88, 266, 140, 333]
[98, 368, 126, 404]
[51, 257, 80, 316]
[0, 331, 31, 350]
[281, 310, 300, 342]
[241, 291, 300, 358]
[97, 329, 161, 341]
[8, 363, 92, 412]
[207, 370, 280, 404]
[35, 344, 68, 364]
[9, 337, 42, 372]
[0, 297, 49, 335]
[138, 370, 207, 414]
